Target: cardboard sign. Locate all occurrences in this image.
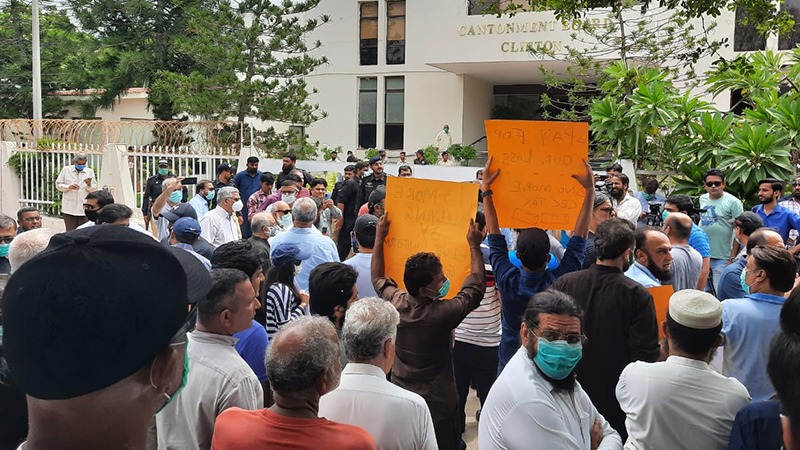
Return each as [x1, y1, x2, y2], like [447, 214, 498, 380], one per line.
[485, 120, 589, 229]
[383, 177, 479, 299]
[647, 285, 675, 339]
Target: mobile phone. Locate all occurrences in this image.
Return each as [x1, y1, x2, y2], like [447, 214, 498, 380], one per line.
[325, 192, 331, 201]
[182, 177, 197, 185]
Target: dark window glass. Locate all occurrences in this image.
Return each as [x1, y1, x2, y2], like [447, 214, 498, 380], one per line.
[468, 0, 499, 15]
[360, 2, 378, 65]
[734, 7, 766, 51]
[358, 78, 377, 149]
[780, 0, 800, 50]
[384, 77, 404, 150]
[387, 1, 405, 65]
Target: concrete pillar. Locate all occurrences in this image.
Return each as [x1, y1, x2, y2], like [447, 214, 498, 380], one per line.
[0, 141, 22, 215]
[102, 143, 138, 217]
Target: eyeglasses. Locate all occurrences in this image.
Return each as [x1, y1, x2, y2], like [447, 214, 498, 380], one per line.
[168, 306, 197, 345]
[276, 209, 291, 214]
[20, 216, 41, 222]
[0, 236, 14, 244]
[793, 182, 800, 187]
[531, 324, 587, 345]
[83, 205, 99, 211]
[598, 207, 615, 213]
[705, 181, 722, 187]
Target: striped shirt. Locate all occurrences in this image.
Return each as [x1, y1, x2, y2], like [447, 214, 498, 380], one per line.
[264, 283, 305, 339]
[455, 262, 500, 347]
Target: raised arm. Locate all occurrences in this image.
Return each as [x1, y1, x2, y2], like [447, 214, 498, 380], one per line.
[467, 218, 486, 280]
[151, 177, 182, 218]
[479, 157, 501, 235]
[572, 160, 595, 239]
[371, 212, 390, 285]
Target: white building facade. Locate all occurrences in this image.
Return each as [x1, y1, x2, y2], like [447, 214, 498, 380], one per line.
[302, 0, 799, 155]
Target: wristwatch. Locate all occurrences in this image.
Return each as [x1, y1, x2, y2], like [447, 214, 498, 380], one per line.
[481, 190, 493, 199]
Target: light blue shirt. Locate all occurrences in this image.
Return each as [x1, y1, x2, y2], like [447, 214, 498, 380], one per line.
[343, 252, 378, 299]
[189, 195, 210, 221]
[624, 261, 660, 288]
[721, 293, 786, 401]
[268, 226, 340, 291]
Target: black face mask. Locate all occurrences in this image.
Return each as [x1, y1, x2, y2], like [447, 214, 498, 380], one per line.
[85, 209, 99, 222]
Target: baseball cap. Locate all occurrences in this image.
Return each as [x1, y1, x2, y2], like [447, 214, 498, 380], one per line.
[162, 203, 197, 222]
[368, 156, 382, 165]
[271, 243, 312, 267]
[1, 225, 211, 400]
[354, 214, 378, 236]
[173, 217, 201, 240]
[158, 159, 169, 167]
[368, 188, 385, 207]
[669, 289, 722, 329]
[217, 162, 233, 174]
[734, 211, 763, 236]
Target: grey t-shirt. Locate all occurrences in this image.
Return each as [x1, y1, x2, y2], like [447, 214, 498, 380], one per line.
[670, 244, 703, 291]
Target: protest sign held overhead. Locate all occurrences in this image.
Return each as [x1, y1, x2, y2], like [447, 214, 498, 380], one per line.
[383, 176, 479, 299]
[648, 285, 675, 339]
[485, 120, 589, 229]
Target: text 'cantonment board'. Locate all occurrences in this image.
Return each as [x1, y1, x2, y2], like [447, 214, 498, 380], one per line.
[383, 176, 479, 299]
[485, 120, 590, 230]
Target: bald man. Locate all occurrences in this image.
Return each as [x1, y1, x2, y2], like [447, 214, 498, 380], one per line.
[211, 317, 376, 449]
[270, 201, 293, 233]
[664, 213, 703, 291]
[717, 229, 784, 301]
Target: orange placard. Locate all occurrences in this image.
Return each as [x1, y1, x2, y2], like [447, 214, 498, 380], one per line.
[485, 120, 589, 229]
[647, 285, 674, 339]
[383, 177, 479, 299]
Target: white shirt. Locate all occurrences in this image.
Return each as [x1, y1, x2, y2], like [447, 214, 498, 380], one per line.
[343, 252, 377, 298]
[613, 193, 643, 226]
[319, 363, 437, 450]
[480, 347, 622, 450]
[55, 165, 97, 216]
[616, 356, 750, 450]
[199, 207, 239, 248]
[435, 129, 452, 152]
[436, 158, 456, 166]
[156, 331, 263, 450]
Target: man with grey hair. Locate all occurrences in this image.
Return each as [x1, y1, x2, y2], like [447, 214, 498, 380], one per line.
[248, 211, 275, 272]
[8, 227, 54, 272]
[269, 197, 340, 291]
[0, 214, 17, 274]
[55, 152, 97, 231]
[211, 316, 376, 449]
[200, 186, 243, 247]
[319, 298, 437, 450]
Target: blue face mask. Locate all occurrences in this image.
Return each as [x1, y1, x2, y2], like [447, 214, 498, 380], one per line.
[534, 337, 583, 380]
[438, 278, 451, 298]
[206, 190, 215, 201]
[169, 191, 183, 204]
[0, 243, 10, 258]
[740, 268, 751, 295]
[74, 164, 86, 171]
[661, 210, 670, 222]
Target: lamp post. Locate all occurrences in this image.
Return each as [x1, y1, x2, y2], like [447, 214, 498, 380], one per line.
[32, 0, 42, 127]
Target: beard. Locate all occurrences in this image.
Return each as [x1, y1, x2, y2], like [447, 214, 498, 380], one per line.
[794, 191, 800, 199]
[758, 195, 773, 204]
[646, 258, 672, 282]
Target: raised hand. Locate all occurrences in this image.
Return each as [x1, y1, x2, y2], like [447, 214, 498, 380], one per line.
[571, 159, 594, 191]
[466, 218, 482, 248]
[480, 156, 500, 192]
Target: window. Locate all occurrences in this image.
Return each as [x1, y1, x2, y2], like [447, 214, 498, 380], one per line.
[468, 0, 499, 15]
[387, 1, 405, 65]
[733, 8, 766, 51]
[360, 2, 378, 65]
[384, 77, 404, 150]
[358, 78, 378, 149]
[780, 0, 800, 49]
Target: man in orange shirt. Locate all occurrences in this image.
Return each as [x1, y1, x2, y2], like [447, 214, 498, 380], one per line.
[211, 316, 375, 450]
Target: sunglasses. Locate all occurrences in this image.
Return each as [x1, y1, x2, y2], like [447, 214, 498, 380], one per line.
[0, 236, 14, 244]
[792, 182, 800, 187]
[705, 181, 722, 187]
[598, 207, 615, 213]
[276, 209, 291, 214]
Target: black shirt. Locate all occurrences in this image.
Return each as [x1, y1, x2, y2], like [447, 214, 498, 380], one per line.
[275, 168, 313, 189]
[357, 173, 387, 207]
[211, 178, 235, 209]
[160, 236, 215, 260]
[413, 158, 429, 165]
[551, 264, 660, 439]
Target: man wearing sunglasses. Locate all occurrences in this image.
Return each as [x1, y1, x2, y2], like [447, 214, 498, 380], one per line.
[1, 225, 211, 450]
[699, 169, 744, 292]
[480, 290, 621, 450]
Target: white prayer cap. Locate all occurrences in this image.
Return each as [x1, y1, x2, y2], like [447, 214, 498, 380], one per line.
[668, 289, 722, 329]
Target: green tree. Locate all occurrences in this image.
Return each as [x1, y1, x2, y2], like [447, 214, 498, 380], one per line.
[152, 0, 328, 128]
[66, 0, 205, 119]
[0, 1, 100, 118]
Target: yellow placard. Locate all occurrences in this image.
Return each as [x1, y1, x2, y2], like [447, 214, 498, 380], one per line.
[383, 177, 479, 299]
[647, 285, 675, 339]
[485, 120, 589, 229]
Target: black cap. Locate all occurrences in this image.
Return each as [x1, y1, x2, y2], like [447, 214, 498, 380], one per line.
[217, 163, 233, 174]
[162, 203, 197, 222]
[735, 211, 763, 235]
[368, 156, 382, 165]
[2, 225, 211, 400]
[368, 188, 385, 207]
[354, 214, 378, 236]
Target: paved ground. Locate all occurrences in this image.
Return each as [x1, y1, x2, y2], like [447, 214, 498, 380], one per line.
[464, 388, 480, 449]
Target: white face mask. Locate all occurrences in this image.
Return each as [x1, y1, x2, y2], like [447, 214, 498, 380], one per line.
[282, 193, 296, 204]
[231, 199, 244, 212]
[280, 213, 293, 228]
